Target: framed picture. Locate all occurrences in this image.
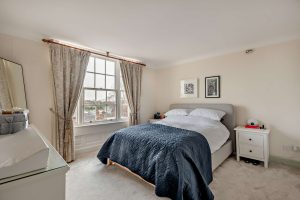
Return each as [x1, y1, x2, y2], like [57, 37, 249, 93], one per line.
[180, 79, 198, 98]
[205, 76, 220, 98]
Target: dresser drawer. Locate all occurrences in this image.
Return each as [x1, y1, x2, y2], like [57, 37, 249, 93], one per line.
[239, 144, 264, 159]
[238, 132, 263, 147]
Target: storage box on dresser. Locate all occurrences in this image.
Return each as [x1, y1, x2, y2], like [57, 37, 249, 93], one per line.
[234, 126, 270, 168]
[0, 113, 28, 135]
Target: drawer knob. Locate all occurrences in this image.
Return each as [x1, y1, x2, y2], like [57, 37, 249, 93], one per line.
[249, 150, 252, 153]
[249, 138, 252, 141]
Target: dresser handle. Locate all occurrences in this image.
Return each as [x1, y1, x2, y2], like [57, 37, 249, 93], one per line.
[249, 138, 252, 141]
[249, 150, 252, 153]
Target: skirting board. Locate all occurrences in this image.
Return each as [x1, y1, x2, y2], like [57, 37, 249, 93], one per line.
[270, 155, 300, 168]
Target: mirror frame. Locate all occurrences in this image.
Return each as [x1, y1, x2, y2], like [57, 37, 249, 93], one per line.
[0, 57, 28, 109]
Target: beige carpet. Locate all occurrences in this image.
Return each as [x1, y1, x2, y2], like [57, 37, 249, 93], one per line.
[67, 151, 300, 200]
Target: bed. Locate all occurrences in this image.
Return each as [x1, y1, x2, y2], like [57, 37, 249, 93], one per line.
[168, 104, 236, 171]
[97, 103, 235, 200]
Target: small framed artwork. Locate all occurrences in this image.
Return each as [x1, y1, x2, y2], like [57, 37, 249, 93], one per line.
[180, 79, 198, 98]
[205, 76, 220, 98]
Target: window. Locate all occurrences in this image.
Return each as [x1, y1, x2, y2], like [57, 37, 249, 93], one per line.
[73, 56, 129, 126]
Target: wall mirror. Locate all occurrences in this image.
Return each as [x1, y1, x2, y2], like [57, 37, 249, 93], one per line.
[0, 58, 27, 110]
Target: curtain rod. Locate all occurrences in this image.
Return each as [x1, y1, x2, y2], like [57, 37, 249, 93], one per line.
[42, 39, 146, 66]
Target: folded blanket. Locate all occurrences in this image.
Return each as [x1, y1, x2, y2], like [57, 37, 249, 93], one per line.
[0, 113, 28, 135]
[98, 123, 214, 200]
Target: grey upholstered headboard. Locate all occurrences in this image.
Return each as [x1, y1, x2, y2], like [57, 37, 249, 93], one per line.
[169, 103, 236, 151]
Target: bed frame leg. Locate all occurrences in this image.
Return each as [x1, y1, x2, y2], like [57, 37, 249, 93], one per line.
[107, 158, 112, 166]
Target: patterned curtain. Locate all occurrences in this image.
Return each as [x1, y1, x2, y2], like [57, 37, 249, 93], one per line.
[49, 44, 90, 162]
[120, 61, 143, 125]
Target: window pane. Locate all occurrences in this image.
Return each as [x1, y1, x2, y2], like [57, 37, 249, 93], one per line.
[106, 75, 115, 89]
[96, 58, 105, 74]
[84, 105, 96, 123]
[120, 73, 125, 90]
[106, 91, 116, 120]
[95, 74, 105, 88]
[95, 91, 106, 121]
[96, 90, 106, 103]
[84, 72, 94, 88]
[84, 89, 96, 123]
[86, 57, 94, 72]
[121, 91, 129, 118]
[105, 104, 116, 120]
[84, 89, 95, 102]
[106, 61, 115, 75]
[107, 91, 116, 103]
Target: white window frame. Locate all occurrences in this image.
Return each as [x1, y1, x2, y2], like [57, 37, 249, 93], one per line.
[74, 55, 129, 127]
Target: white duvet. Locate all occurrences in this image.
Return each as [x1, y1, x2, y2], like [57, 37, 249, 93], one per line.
[155, 115, 230, 153]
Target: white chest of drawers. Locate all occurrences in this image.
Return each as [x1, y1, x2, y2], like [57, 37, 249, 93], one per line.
[235, 126, 270, 168]
[0, 143, 69, 200]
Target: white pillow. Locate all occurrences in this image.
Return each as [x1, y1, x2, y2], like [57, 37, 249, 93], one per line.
[189, 108, 226, 121]
[165, 109, 190, 116]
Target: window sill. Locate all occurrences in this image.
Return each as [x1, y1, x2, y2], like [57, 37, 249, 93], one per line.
[74, 119, 128, 128]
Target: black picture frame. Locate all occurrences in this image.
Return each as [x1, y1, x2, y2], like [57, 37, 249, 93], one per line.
[205, 76, 221, 98]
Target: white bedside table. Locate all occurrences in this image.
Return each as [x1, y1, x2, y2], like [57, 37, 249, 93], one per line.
[148, 119, 161, 123]
[234, 126, 270, 168]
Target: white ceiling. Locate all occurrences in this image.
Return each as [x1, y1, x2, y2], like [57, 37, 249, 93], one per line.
[1, 0, 300, 68]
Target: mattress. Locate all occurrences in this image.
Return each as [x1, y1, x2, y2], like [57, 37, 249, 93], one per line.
[155, 115, 230, 153]
[0, 126, 49, 179]
[212, 140, 232, 171]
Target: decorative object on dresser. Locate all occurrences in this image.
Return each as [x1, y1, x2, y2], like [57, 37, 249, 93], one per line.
[180, 78, 198, 98]
[0, 112, 28, 135]
[235, 126, 270, 168]
[205, 76, 220, 98]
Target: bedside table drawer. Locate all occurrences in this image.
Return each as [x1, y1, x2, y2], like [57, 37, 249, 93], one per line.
[239, 144, 264, 159]
[238, 132, 263, 147]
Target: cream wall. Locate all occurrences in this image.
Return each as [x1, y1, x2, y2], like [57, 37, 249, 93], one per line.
[153, 39, 300, 162]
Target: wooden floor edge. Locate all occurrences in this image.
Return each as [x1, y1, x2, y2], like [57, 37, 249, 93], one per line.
[106, 158, 155, 187]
